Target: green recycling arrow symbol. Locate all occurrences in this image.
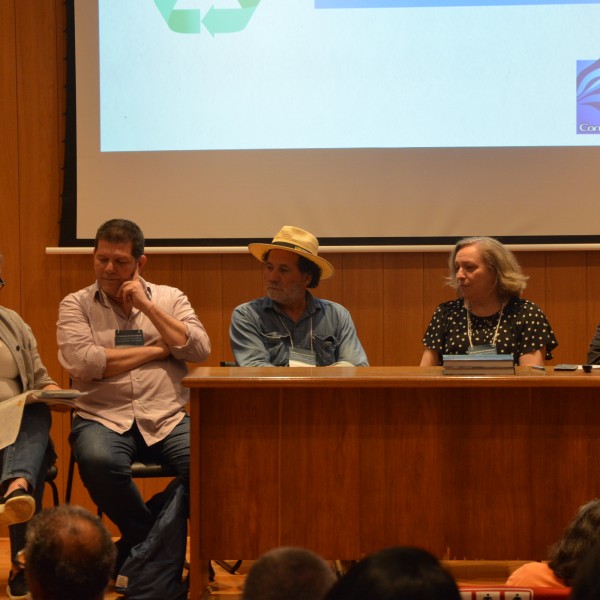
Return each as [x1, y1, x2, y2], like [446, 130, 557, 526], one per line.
[203, 0, 260, 36]
[154, 0, 201, 34]
[153, 0, 261, 35]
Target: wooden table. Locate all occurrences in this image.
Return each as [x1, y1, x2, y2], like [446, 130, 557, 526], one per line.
[184, 366, 600, 598]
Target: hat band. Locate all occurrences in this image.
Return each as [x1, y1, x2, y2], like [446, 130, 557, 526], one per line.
[272, 241, 316, 257]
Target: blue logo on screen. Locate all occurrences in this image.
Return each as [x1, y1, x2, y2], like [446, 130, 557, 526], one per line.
[577, 59, 600, 134]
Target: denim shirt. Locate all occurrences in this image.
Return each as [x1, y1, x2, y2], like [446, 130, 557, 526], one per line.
[230, 294, 369, 367]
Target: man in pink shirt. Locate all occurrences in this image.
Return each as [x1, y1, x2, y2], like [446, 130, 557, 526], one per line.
[57, 219, 211, 573]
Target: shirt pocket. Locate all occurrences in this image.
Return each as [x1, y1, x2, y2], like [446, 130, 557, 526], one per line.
[261, 331, 291, 366]
[313, 334, 338, 366]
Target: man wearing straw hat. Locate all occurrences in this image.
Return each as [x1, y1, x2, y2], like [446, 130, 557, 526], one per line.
[230, 226, 368, 367]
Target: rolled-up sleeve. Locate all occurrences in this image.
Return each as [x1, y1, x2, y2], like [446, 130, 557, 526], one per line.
[167, 289, 211, 363]
[57, 291, 107, 381]
[335, 308, 369, 366]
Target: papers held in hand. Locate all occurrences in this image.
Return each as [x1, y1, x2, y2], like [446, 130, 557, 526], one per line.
[0, 390, 88, 451]
[29, 389, 88, 406]
[442, 354, 515, 375]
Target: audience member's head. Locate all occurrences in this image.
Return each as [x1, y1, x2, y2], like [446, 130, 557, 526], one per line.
[547, 499, 600, 586]
[24, 505, 116, 600]
[242, 546, 336, 600]
[324, 546, 461, 600]
[570, 541, 600, 600]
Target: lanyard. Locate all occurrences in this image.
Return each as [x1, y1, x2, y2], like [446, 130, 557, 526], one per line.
[276, 314, 313, 352]
[466, 302, 504, 350]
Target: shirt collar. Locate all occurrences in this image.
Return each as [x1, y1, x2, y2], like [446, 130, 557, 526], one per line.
[267, 292, 319, 319]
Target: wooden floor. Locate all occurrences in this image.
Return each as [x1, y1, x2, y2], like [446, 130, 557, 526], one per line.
[0, 537, 527, 599]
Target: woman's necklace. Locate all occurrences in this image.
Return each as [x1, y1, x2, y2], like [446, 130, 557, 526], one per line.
[466, 301, 505, 351]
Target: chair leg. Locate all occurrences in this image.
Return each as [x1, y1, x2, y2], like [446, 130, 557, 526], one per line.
[47, 479, 60, 507]
[65, 449, 76, 504]
[213, 560, 242, 574]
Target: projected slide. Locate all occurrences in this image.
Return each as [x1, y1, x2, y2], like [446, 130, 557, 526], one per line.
[99, 1, 600, 151]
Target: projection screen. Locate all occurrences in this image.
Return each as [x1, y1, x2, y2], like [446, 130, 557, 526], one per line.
[68, 0, 600, 248]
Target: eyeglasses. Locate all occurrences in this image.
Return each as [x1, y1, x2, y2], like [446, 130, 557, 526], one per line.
[0, 276, 4, 290]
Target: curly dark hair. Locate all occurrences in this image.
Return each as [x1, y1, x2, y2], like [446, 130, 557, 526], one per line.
[548, 499, 600, 585]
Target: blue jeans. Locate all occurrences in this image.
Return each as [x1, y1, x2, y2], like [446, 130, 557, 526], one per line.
[0, 403, 54, 563]
[69, 414, 190, 548]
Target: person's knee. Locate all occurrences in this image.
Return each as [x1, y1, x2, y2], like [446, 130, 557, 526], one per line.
[76, 449, 128, 486]
[72, 435, 129, 487]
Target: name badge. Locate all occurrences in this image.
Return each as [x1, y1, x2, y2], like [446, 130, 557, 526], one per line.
[288, 347, 317, 367]
[115, 329, 144, 348]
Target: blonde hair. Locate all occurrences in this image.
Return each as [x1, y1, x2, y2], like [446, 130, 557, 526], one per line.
[447, 236, 528, 298]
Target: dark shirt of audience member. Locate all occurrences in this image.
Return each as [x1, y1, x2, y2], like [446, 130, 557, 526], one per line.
[23, 505, 116, 600]
[324, 546, 461, 600]
[242, 546, 336, 600]
[507, 499, 600, 588]
[569, 541, 600, 600]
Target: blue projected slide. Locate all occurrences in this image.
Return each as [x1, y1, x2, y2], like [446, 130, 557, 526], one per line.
[98, 0, 600, 151]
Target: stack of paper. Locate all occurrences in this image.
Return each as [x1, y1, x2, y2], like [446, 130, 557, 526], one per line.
[443, 354, 515, 375]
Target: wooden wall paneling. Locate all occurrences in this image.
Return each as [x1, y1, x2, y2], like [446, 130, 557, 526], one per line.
[514, 251, 546, 313]
[316, 252, 344, 306]
[439, 388, 534, 559]
[0, 1, 21, 313]
[15, 0, 63, 379]
[530, 389, 600, 558]
[220, 253, 263, 364]
[422, 252, 452, 341]
[340, 252, 384, 366]
[182, 254, 223, 366]
[143, 253, 182, 290]
[359, 388, 446, 555]
[383, 253, 424, 366]
[585, 251, 600, 361]
[54, 0, 67, 192]
[281, 388, 361, 558]
[59, 254, 94, 311]
[545, 252, 588, 364]
[198, 388, 280, 558]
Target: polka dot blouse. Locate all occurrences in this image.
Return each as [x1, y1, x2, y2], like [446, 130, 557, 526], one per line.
[422, 296, 558, 363]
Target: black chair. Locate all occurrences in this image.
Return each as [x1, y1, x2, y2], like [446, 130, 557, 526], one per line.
[65, 450, 177, 513]
[45, 463, 60, 506]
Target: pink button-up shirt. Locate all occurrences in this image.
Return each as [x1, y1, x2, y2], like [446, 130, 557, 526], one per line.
[57, 279, 211, 445]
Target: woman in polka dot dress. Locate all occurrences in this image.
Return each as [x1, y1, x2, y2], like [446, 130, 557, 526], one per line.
[420, 236, 557, 367]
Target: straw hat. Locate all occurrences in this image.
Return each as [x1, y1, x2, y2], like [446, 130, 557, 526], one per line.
[248, 226, 334, 280]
